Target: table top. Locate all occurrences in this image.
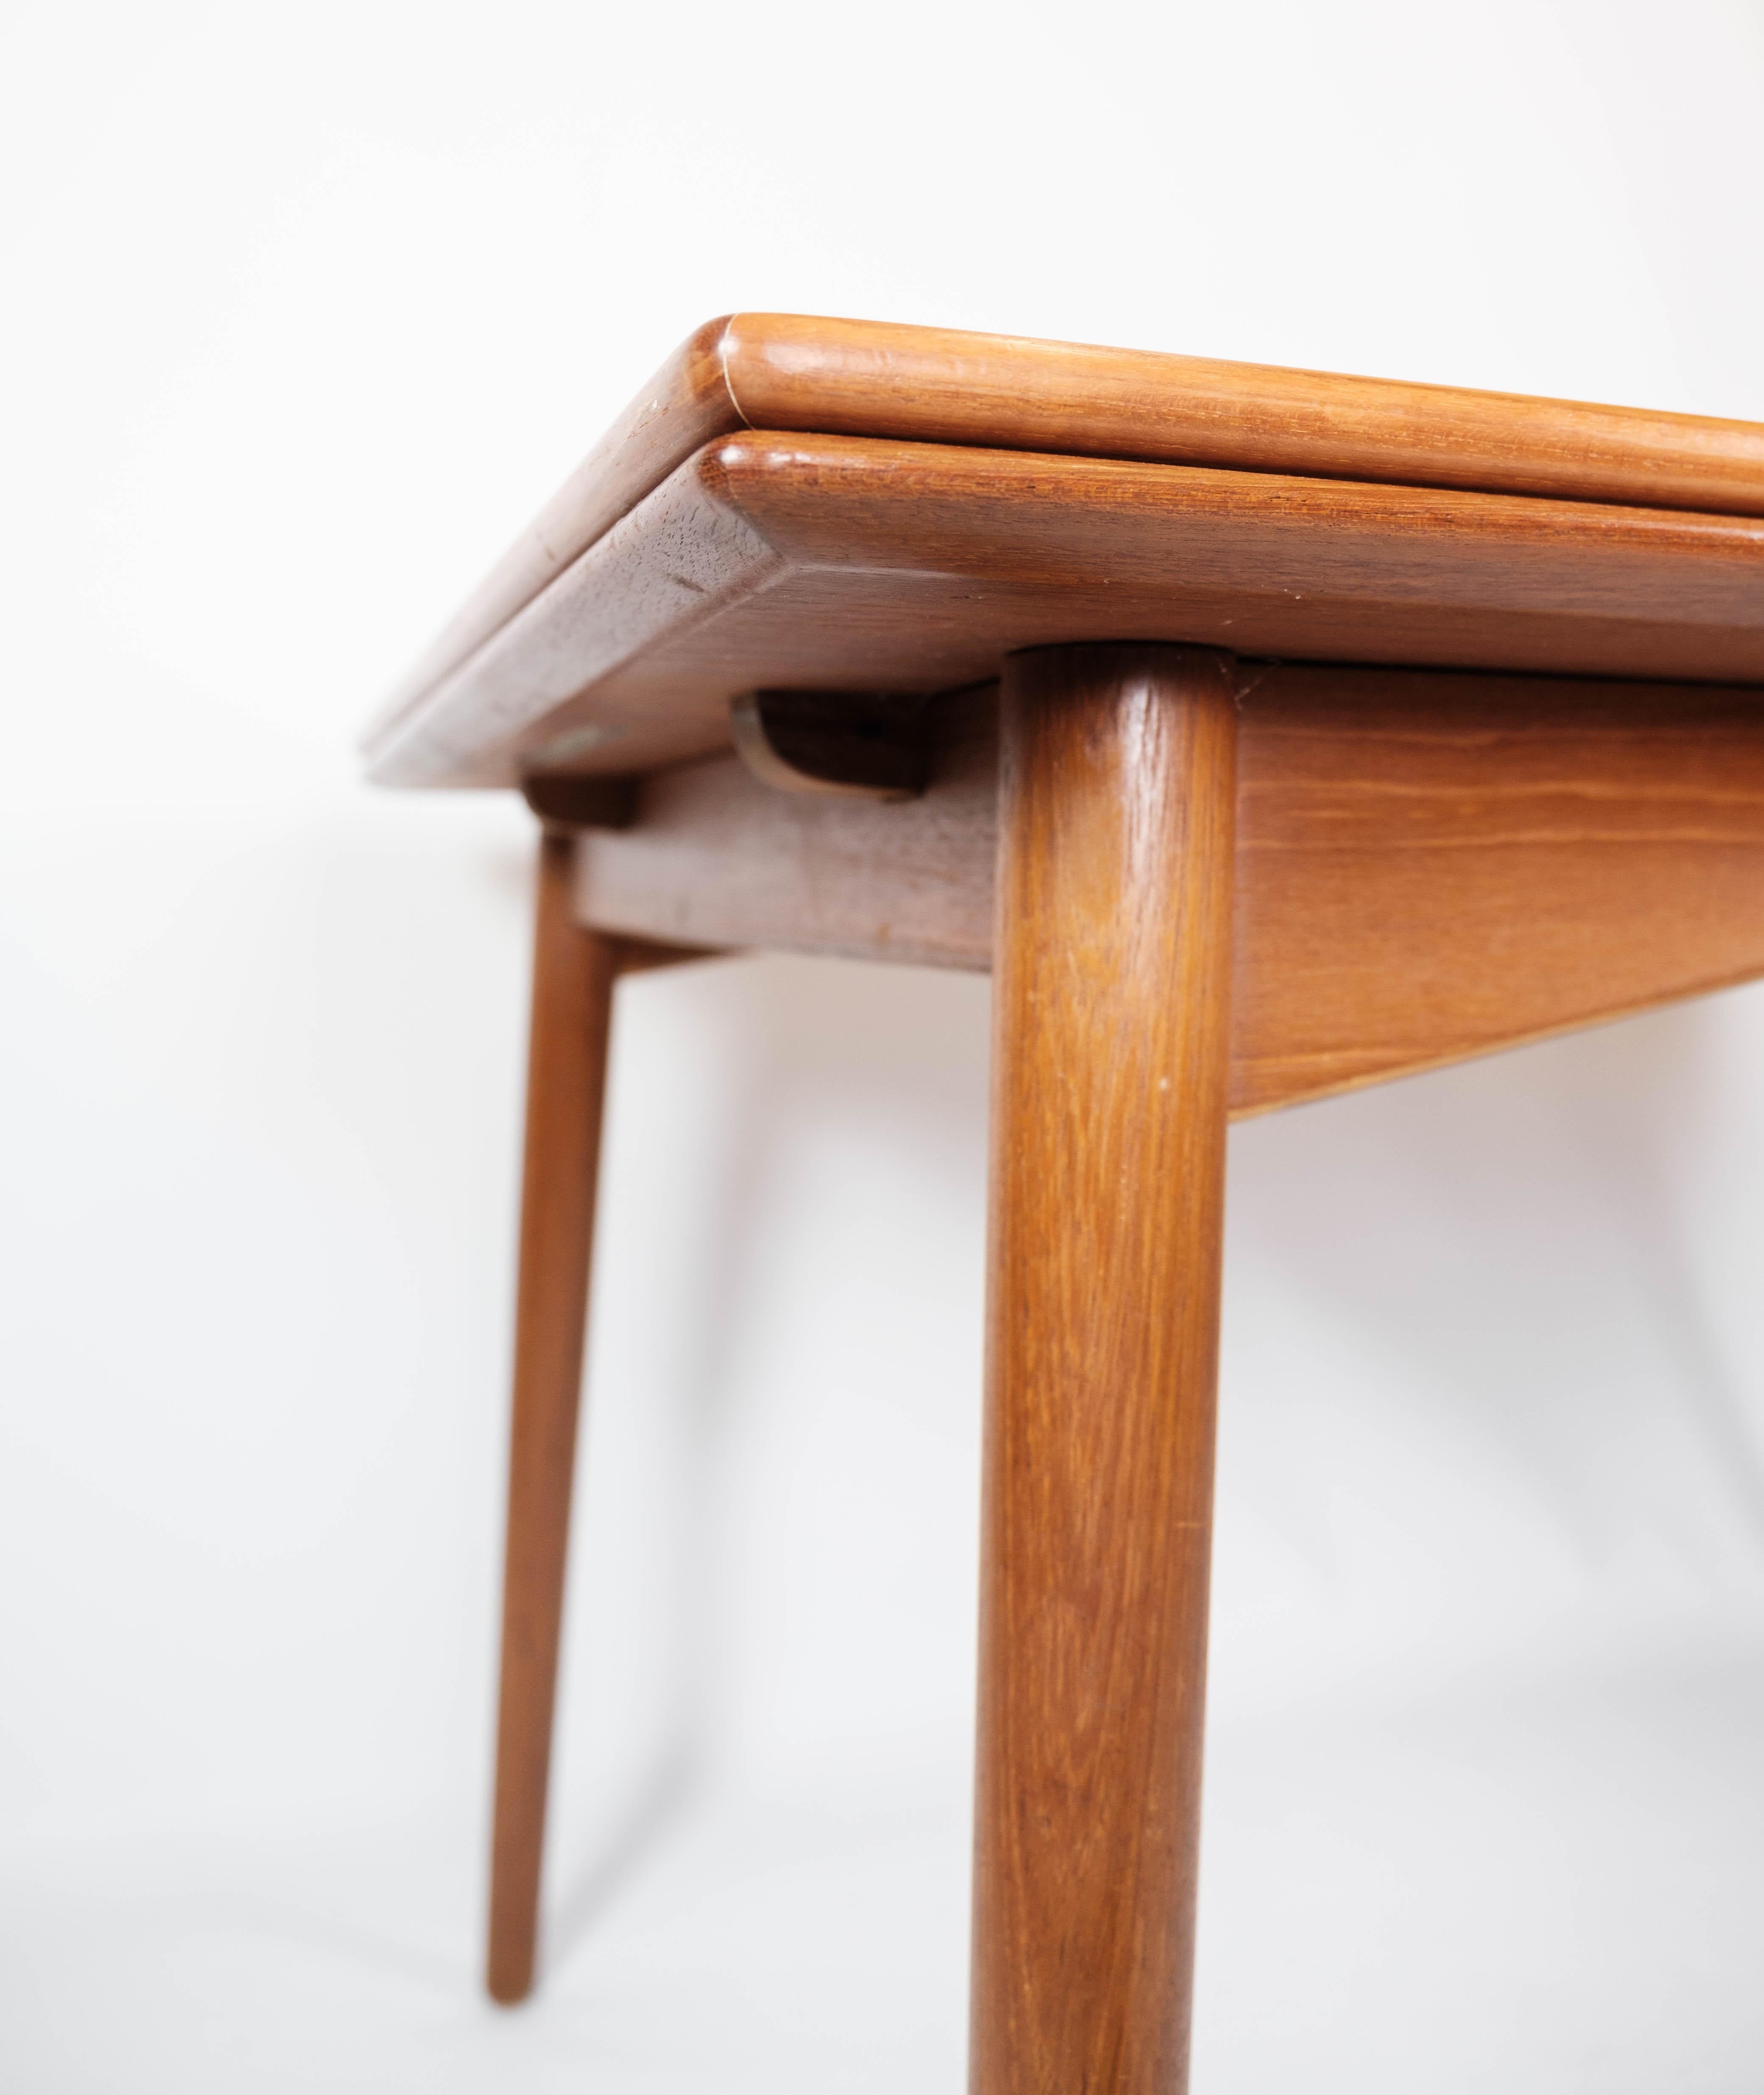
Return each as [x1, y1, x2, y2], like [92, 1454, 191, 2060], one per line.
[364, 315, 1764, 790]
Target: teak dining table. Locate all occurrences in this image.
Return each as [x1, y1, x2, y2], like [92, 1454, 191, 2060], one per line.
[365, 313, 1764, 2091]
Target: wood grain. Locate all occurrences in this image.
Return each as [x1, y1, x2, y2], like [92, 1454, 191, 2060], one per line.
[488, 833, 618, 2006]
[369, 313, 1764, 766]
[973, 644, 1236, 2095]
[722, 313, 1764, 515]
[576, 687, 997, 966]
[366, 318, 737, 756]
[575, 667, 1764, 1112]
[1229, 670, 1764, 1106]
[364, 433, 1764, 791]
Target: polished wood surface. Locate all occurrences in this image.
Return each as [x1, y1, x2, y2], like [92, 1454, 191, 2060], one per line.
[1230, 669, 1764, 1104]
[576, 666, 1764, 1112]
[721, 315, 1764, 514]
[487, 833, 618, 2005]
[368, 319, 1764, 2063]
[374, 318, 737, 744]
[974, 645, 1236, 2095]
[369, 313, 1764, 761]
[366, 431, 1764, 791]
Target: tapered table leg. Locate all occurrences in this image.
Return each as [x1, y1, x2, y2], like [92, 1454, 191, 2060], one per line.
[487, 830, 619, 2005]
[971, 644, 1238, 2095]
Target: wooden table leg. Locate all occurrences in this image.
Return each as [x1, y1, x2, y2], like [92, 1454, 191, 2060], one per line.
[972, 644, 1238, 2095]
[487, 830, 619, 2005]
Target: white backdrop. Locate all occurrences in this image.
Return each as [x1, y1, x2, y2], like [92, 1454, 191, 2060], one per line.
[6, 3, 1764, 2088]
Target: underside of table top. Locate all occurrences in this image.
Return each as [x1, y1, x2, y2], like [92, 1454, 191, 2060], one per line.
[363, 315, 1764, 791]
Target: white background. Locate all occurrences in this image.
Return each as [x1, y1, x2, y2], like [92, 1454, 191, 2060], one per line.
[6, 2, 1764, 2088]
